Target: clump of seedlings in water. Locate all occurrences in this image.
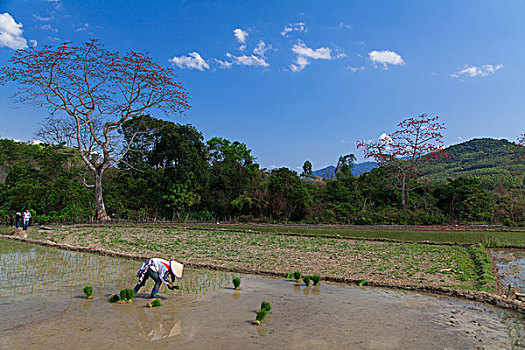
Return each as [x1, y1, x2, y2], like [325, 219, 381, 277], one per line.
[118, 288, 134, 303]
[302, 276, 310, 286]
[293, 271, 301, 281]
[358, 279, 367, 286]
[311, 275, 321, 286]
[253, 301, 272, 325]
[232, 277, 241, 290]
[109, 294, 120, 303]
[83, 285, 94, 299]
[252, 309, 267, 325]
[286, 272, 294, 279]
[261, 301, 272, 312]
[147, 299, 162, 308]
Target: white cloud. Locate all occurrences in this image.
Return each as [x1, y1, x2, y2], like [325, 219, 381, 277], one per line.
[339, 22, 352, 30]
[224, 53, 269, 68]
[281, 22, 307, 37]
[379, 133, 393, 143]
[74, 23, 89, 32]
[40, 24, 58, 32]
[169, 52, 210, 71]
[0, 13, 28, 50]
[233, 28, 248, 50]
[253, 40, 272, 58]
[290, 41, 344, 72]
[29, 39, 37, 47]
[451, 64, 503, 78]
[33, 14, 53, 22]
[346, 65, 365, 73]
[368, 50, 404, 69]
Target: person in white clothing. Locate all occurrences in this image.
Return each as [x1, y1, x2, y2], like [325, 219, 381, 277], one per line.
[133, 258, 183, 298]
[22, 210, 31, 230]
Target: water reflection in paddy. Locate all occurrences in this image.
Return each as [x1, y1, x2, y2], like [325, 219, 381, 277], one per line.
[1, 240, 523, 349]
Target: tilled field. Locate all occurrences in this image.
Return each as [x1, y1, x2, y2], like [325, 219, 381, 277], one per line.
[22, 226, 478, 290]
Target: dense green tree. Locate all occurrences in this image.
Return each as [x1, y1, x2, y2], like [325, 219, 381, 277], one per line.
[204, 137, 261, 217]
[435, 178, 492, 222]
[301, 160, 313, 178]
[268, 168, 311, 221]
[335, 154, 356, 180]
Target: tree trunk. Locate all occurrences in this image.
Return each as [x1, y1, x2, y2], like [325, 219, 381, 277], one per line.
[94, 169, 110, 221]
[401, 174, 406, 210]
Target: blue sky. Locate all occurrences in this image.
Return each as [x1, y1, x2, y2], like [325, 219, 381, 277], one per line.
[1, 0, 524, 170]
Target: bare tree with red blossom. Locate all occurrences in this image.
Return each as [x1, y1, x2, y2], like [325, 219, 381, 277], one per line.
[356, 114, 445, 209]
[0, 40, 191, 220]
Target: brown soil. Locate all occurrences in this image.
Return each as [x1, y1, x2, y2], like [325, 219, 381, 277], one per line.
[2, 225, 524, 313]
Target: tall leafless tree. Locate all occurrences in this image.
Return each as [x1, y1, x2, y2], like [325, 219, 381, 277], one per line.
[1, 40, 190, 220]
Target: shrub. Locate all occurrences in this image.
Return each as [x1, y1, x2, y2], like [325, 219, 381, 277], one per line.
[147, 299, 162, 307]
[232, 277, 241, 290]
[261, 301, 272, 312]
[311, 275, 321, 286]
[119, 288, 135, 302]
[302, 276, 310, 286]
[252, 309, 267, 325]
[83, 285, 94, 299]
[109, 294, 120, 303]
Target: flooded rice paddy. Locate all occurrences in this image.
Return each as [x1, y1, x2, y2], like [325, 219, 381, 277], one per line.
[492, 249, 525, 293]
[1, 240, 523, 349]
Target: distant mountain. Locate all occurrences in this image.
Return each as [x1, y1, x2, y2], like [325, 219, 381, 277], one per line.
[312, 161, 379, 179]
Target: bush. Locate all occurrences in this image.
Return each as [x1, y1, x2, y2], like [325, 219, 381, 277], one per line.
[83, 285, 94, 298]
[232, 277, 241, 290]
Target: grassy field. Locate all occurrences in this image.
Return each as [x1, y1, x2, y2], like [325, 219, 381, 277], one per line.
[187, 224, 525, 247]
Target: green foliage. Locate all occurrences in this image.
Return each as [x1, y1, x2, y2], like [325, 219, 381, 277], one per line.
[83, 285, 94, 298]
[109, 294, 120, 303]
[302, 276, 310, 286]
[149, 299, 162, 307]
[467, 244, 496, 292]
[311, 275, 321, 286]
[232, 277, 241, 290]
[293, 271, 301, 280]
[119, 288, 134, 302]
[255, 309, 267, 322]
[358, 279, 367, 286]
[261, 301, 272, 312]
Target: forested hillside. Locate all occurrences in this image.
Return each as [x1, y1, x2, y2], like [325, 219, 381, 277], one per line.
[420, 138, 525, 189]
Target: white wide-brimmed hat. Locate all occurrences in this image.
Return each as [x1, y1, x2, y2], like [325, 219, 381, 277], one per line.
[170, 260, 183, 279]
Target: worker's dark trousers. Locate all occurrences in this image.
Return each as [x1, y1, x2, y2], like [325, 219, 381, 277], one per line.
[133, 269, 162, 297]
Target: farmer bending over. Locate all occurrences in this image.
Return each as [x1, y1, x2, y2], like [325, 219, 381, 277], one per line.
[133, 258, 183, 298]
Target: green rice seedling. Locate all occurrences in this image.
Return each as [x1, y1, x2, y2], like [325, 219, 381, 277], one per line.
[358, 279, 367, 286]
[119, 288, 135, 303]
[147, 299, 162, 308]
[83, 285, 94, 299]
[311, 275, 321, 286]
[252, 309, 267, 325]
[286, 273, 294, 279]
[232, 277, 241, 290]
[261, 301, 272, 312]
[109, 294, 120, 303]
[293, 271, 301, 281]
[302, 276, 310, 286]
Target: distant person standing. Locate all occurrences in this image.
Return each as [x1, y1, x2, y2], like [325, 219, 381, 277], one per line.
[22, 210, 31, 230]
[15, 212, 22, 228]
[9, 212, 15, 226]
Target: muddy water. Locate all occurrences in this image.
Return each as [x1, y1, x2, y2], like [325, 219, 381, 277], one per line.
[1, 240, 523, 349]
[492, 249, 525, 293]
